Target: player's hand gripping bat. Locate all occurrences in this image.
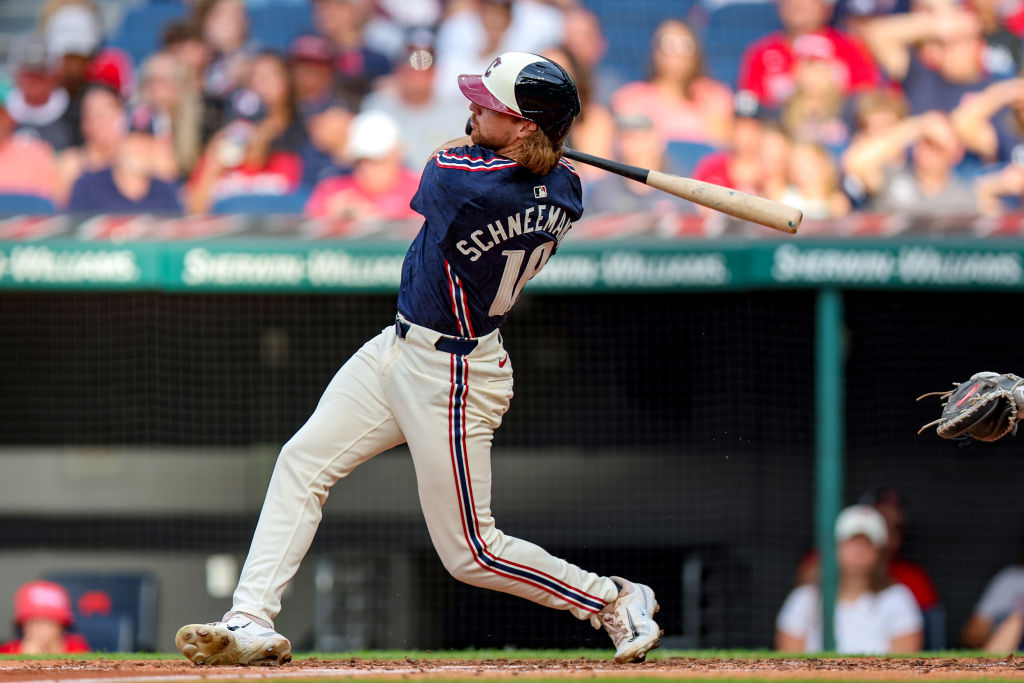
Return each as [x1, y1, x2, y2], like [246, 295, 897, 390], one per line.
[560, 147, 802, 234]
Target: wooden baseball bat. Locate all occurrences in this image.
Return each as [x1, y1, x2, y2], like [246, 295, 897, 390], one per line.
[562, 148, 802, 234]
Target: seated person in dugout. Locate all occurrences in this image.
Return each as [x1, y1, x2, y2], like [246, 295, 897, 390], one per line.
[0, 580, 89, 654]
[776, 504, 924, 654]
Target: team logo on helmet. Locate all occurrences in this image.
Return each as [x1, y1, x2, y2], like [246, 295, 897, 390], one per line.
[484, 56, 501, 77]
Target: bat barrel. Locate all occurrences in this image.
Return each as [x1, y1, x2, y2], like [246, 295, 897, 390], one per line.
[562, 148, 802, 234]
[648, 171, 802, 234]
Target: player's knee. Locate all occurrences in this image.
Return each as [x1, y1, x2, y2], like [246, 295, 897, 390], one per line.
[276, 438, 305, 471]
[273, 438, 330, 499]
[441, 553, 486, 587]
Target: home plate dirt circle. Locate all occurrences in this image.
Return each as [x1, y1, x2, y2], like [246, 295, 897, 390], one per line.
[2, 657, 1024, 682]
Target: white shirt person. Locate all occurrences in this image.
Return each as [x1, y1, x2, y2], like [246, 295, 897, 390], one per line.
[776, 505, 924, 654]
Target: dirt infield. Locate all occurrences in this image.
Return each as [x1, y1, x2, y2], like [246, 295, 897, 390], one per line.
[2, 657, 1024, 682]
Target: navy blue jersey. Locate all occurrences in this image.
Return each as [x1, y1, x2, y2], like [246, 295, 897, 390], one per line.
[398, 145, 583, 337]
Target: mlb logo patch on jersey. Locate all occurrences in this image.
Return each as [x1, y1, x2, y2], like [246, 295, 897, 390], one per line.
[533, 185, 547, 198]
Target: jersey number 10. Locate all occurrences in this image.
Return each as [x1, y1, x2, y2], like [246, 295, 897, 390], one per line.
[488, 243, 555, 316]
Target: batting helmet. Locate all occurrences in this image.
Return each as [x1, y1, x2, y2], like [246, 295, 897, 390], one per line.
[458, 51, 581, 147]
[13, 580, 73, 626]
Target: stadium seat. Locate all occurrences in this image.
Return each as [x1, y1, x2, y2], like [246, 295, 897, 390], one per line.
[587, 0, 697, 83]
[43, 572, 159, 652]
[108, 2, 188, 67]
[211, 191, 310, 214]
[248, 4, 315, 51]
[700, 3, 782, 88]
[922, 605, 946, 650]
[666, 141, 718, 175]
[74, 615, 136, 653]
[0, 194, 56, 215]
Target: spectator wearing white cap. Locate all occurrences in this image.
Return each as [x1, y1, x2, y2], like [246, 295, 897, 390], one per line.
[39, 0, 105, 147]
[775, 504, 924, 654]
[42, 1, 103, 65]
[304, 110, 419, 220]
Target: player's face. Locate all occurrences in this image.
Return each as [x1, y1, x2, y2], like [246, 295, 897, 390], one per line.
[467, 102, 526, 151]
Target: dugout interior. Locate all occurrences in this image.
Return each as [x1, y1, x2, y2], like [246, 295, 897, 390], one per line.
[0, 291, 1021, 651]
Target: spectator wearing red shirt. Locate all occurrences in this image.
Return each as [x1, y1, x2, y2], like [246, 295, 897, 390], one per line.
[305, 110, 418, 220]
[860, 485, 939, 610]
[691, 92, 768, 196]
[0, 580, 89, 655]
[738, 0, 879, 108]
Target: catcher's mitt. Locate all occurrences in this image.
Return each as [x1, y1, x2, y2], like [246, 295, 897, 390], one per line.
[917, 372, 1024, 442]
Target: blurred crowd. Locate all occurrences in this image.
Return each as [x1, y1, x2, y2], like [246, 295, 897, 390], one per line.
[4, 0, 1024, 219]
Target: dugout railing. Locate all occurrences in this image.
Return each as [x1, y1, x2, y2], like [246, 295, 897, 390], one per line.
[1, 213, 1024, 651]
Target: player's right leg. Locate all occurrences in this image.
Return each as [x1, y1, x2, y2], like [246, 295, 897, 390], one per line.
[176, 328, 406, 665]
[386, 323, 661, 662]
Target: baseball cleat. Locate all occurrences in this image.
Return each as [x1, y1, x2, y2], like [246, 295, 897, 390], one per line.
[590, 576, 662, 664]
[175, 614, 292, 666]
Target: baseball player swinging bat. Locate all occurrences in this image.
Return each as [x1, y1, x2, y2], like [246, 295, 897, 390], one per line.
[175, 51, 663, 669]
[560, 148, 803, 234]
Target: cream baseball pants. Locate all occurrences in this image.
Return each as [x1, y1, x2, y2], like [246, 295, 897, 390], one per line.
[232, 317, 618, 626]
